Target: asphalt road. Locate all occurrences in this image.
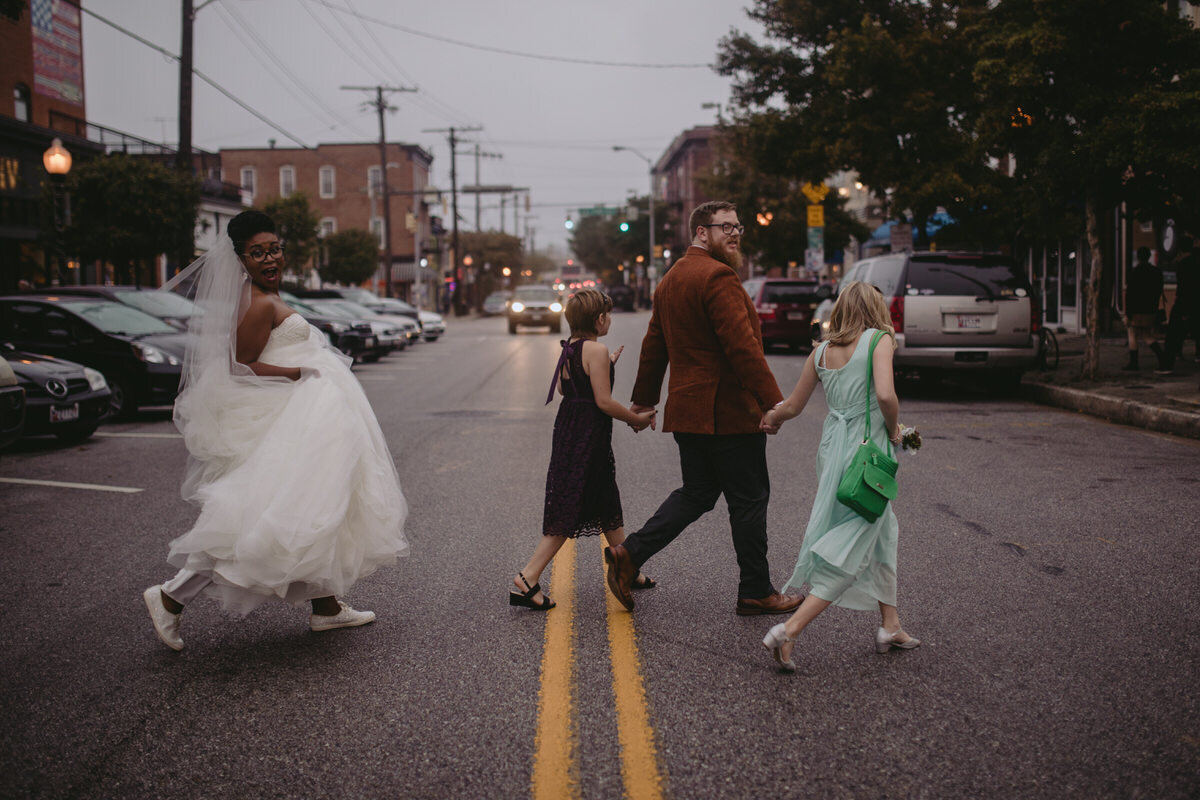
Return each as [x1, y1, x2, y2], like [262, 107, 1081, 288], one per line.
[1, 310, 1197, 799]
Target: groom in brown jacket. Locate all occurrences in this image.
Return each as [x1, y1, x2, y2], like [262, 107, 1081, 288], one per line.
[604, 200, 803, 616]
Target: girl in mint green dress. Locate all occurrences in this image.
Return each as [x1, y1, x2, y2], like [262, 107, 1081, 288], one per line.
[758, 281, 920, 672]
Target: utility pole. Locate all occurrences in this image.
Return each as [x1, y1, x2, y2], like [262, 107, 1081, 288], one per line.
[425, 126, 482, 315]
[343, 85, 416, 298]
[178, 0, 193, 174]
[459, 144, 502, 231]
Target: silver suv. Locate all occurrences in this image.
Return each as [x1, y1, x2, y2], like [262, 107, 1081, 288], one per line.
[842, 251, 1037, 382]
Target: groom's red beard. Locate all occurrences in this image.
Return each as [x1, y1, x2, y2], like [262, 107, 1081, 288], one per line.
[711, 239, 744, 271]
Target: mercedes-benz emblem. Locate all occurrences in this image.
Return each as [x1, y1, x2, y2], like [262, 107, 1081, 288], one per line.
[45, 378, 68, 398]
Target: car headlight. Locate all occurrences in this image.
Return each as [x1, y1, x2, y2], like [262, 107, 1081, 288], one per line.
[550, 302, 563, 313]
[132, 342, 179, 365]
[83, 367, 108, 391]
[510, 301, 525, 313]
[324, 321, 349, 333]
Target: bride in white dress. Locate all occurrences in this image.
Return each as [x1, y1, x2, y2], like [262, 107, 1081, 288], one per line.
[143, 210, 408, 651]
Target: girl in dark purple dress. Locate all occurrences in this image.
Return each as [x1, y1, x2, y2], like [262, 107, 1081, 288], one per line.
[510, 289, 658, 610]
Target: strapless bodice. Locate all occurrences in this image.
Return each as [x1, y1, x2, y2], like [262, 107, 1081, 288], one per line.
[262, 313, 311, 351]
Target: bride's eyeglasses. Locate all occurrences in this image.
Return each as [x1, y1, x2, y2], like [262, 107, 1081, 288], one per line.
[242, 243, 285, 263]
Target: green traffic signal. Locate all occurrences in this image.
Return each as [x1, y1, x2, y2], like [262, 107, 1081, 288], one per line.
[619, 222, 630, 232]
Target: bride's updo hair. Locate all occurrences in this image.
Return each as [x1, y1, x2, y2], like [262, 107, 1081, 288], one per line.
[227, 210, 276, 253]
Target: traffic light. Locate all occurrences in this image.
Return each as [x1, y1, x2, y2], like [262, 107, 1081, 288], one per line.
[564, 217, 575, 230]
[619, 222, 630, 232]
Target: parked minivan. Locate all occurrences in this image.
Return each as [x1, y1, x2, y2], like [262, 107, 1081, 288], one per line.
[841, 251, 1038, 383]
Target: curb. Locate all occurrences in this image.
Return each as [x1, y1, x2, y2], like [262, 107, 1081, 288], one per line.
[1021, 382, 1200, 440]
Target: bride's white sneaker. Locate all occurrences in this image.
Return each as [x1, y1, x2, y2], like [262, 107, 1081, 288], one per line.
[310, 601, 376, 632]
[875, 626, 920, 654]
[143, 585, 184, 651]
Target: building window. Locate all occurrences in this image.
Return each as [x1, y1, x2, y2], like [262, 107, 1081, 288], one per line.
[319, 166, 335, 198]
[319, 218, 336, 238]
[280, 166, 296, 198]
[240, 167, 256, 197]
[370, 217, 384, 250]
[367, 166, 382, 196]
[13, 84, 30, 123]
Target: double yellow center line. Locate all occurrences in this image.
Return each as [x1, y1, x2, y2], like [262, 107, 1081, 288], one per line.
[530, 539, 667, 800]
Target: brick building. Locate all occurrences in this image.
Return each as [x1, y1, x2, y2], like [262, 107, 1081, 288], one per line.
[653, 125, 717, 256]
[220, 142, 435, 301]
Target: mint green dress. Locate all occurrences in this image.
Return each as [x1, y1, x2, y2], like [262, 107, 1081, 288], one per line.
[782, 329, 899, 610]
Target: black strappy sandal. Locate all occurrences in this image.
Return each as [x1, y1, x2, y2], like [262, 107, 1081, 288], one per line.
[632, 572, 657, 591]
[509, 572, 555, 610]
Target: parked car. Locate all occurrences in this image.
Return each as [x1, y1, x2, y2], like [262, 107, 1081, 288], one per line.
[606, 284, 636, 312]
[841, 251, 1038, 384]
[0, 295, 187, 418]
[321, 299, 419, 349]
[279, 295, 378, 362]
[507, 285, 563, 334]
[0, 354, 25, 449]
[296, 298, 400, 361]
[362, 296, 444, 342]
[32, 285, 200, 331]
[2, 345, 111, 442]
[742, 278, 830, 352]
[482, 291, 511, 316]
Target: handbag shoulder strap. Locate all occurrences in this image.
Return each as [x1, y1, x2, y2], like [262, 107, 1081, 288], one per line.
[861, 329, 891, 455]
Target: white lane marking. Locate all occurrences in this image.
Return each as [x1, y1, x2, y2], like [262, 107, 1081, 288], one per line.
[0, 477, 144, 494]
[94, 432, 182, 439]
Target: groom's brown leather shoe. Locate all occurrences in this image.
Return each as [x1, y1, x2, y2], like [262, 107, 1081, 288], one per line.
[736, 592, 804, 616]
[604, 545, 636, 611]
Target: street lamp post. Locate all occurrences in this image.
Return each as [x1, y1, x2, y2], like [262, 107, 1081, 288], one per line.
[612, 146, 655, 303]
[43, 138, 72, 287]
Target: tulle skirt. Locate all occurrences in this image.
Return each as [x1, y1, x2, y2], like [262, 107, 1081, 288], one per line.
[167, 326, 409, 615]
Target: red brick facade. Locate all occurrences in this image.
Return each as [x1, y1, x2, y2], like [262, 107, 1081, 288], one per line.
[0, 2, 87, 129]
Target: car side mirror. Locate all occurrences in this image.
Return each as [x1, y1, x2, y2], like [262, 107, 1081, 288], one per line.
[816, 284, 834, 301]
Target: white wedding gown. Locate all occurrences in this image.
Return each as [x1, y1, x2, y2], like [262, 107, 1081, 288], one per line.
[166, 313, 409, 614]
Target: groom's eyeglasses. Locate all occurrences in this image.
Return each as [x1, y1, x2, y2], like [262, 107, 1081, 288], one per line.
[702, 222, 745, 236]
[242, 244, 285, 263]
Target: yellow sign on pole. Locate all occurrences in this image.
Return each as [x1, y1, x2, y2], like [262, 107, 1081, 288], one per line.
[807, 205, 825, 227]
[801, 182, 828, 204]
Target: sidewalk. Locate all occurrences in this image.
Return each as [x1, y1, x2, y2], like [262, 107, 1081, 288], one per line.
[1021, 331, 1200, 440]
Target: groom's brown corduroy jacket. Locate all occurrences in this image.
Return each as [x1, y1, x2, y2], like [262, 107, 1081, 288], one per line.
[631, 246, 783, 435]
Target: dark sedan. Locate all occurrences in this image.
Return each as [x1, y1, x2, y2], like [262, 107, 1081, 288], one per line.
[2, 345, 111, 442]
[32, 285, 200, 331]
[0, 295, 188, 418]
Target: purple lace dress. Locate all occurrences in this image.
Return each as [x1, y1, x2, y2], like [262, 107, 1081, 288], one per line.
[542, 339, 623, 538]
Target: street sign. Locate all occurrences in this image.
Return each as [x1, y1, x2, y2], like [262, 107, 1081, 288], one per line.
[807, 227, 823, 250]
[805, 247, 824, 272]
[578, 206, 618, 218]
[890, 223, 914, 254]
[807, 205, 825, 227]
[801, 182, 828, 204]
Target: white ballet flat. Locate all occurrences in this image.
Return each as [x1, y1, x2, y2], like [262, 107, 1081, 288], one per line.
[762, 623, 797, 672]
[875, 626, 921, 654]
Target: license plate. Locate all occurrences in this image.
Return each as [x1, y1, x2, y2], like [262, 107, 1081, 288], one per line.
[956, 315, 982, 329]
[365, 337, 376, 348]
[787, 312, 808, 321]
[50, 403, 80, 423]
[530, 313, 544, 322]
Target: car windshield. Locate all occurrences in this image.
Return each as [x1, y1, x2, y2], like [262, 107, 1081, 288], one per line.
[514, 287, 556, 302]
[762, 283, 819, 304]
[335, 288, 379, 305]
[113, 290, 198, 318]
[59, 300, 176, 335]
[906, 256, 1030, 299]
[326, 300, 379, 318]
[375, 298, 417, 313]
[302, 299, 360, 320]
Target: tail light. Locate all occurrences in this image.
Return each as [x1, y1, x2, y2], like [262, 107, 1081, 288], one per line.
[758, 302, 777, 322]
[889, 296, 904, 334]
[1030, 296, 1041, 334]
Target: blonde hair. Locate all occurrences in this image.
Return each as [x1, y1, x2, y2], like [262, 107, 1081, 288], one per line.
[826, 281, 896, 347]
[565, 288, 612, 335]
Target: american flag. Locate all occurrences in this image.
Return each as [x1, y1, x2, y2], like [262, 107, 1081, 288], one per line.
[30, 0, 53, 34]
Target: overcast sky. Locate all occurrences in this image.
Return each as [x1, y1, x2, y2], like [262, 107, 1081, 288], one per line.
[81, 0, 765, 255]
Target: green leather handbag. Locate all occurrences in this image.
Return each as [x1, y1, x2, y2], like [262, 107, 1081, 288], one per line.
[835, 330, 898, 522]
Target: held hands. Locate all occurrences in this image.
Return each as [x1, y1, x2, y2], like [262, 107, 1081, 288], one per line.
[760, 409, 782, 435]
[629, 403, 657, 433]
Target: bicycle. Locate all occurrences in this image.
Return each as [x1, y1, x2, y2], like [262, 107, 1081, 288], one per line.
[1036, 327, 1059, 370]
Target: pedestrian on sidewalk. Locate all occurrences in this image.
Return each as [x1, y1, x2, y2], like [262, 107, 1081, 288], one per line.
[1167, 235, 1199, 365]
[1124, 246, 1170, 374]
[143, 210, 409, 651]
[758, 282, 919, 672]
[603, 200, 802, 617]
[509, 288, 657, 610]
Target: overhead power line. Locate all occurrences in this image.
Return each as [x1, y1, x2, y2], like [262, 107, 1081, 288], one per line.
[308, 0, 712, 69]
[80, 6, 312, 149]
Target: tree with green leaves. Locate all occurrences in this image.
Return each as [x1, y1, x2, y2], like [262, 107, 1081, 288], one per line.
[972, 0, 1200, 378]
[459, 230, 524, 300]
[60, 154, 199, 285]
[262, 192, 321, 277]
[319, 229, 379, 287]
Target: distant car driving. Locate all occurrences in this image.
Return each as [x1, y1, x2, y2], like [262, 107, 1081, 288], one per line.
[507, 285, 563, 334]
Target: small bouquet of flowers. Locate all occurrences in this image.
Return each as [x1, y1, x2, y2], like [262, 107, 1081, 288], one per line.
[897, 424, 922, 454]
